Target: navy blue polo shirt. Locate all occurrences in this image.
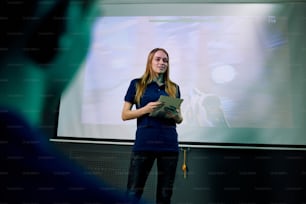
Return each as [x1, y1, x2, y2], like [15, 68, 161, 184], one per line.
[124, 78, 181, 152]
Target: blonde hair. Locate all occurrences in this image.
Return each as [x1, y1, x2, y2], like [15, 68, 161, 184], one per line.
[135, 48, 177, 105]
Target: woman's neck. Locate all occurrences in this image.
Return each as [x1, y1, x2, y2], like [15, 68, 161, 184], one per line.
[154, 74, 164, 86]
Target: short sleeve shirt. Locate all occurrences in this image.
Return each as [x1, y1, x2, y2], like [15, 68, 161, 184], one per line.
[124, 78, 181, 152]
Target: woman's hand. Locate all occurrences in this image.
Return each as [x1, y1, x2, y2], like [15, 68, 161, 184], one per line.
[164, 108, 183, 124]
[122, 101, 163, 121]
[143, 101, 163, 114]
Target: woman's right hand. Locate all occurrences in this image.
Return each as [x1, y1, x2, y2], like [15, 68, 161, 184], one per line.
[122, 101, 162, 121]
[144, 101, 163, 114]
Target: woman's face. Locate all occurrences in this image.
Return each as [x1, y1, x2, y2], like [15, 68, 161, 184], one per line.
[151, 50, 168, 75]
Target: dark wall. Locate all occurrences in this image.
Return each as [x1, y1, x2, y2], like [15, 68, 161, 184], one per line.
[52, 141, 306, 204]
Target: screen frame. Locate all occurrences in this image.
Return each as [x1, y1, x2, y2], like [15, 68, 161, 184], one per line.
[55, 2, 306, 149]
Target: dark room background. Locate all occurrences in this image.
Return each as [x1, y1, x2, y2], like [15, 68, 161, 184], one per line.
[50, 0, 306, 203]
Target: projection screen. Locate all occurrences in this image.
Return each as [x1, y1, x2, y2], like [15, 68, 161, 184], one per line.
[56, 3, 306, 147]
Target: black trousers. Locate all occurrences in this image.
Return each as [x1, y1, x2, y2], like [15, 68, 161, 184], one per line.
[126, 151, 179, 204]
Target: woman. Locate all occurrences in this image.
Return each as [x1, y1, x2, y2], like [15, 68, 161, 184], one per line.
[122, 48, 183, 204]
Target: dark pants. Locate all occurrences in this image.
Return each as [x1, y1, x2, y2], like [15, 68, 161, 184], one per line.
[126, 151, 179, 204]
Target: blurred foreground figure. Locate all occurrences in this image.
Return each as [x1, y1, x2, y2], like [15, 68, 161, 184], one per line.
[0, 1, 144, 203]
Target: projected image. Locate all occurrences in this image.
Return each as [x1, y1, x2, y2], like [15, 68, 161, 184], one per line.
[81, 16, 292, 128]
[56, 3, 306, 146]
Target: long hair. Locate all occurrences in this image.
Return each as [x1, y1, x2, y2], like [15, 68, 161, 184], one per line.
[135, 48, 178, 105]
